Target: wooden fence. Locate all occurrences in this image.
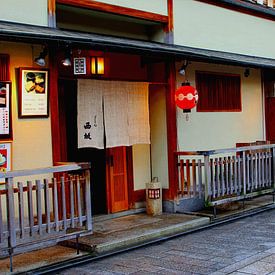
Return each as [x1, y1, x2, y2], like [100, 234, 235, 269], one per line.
[175, 144, 275, 206]
[0, 162, 92, 271]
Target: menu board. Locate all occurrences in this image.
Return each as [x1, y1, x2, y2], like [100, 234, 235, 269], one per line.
[0, 142, 11, 183]
[0, 81, 11, 138]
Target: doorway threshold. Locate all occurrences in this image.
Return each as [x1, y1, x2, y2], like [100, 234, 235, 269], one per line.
[93, 208, 146, 223]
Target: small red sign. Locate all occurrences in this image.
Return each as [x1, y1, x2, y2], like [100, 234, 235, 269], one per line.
[175, 85, 198, 110]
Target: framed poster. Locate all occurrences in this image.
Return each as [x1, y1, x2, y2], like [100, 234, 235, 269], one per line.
[0, 81, 12, 139]
[0, 142, 12, 183]
[18, 67, 49, 118]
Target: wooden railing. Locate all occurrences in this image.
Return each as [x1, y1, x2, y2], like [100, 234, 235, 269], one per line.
[175, 144, 275, 206]
[0, 162, 92, 271]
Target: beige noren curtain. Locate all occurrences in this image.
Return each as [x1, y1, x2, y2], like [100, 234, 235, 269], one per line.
[77, 80, 150, 149]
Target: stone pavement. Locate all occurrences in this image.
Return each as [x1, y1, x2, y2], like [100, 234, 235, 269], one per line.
[60, 209, 275, 275]
[0, 195, 273, 273]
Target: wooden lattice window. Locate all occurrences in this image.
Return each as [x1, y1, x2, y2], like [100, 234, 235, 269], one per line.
[0, 54, 10, 81]
[196, 71, 241, 112]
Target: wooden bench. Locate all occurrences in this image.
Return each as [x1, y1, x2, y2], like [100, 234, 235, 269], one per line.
[0, 162, 92, 272]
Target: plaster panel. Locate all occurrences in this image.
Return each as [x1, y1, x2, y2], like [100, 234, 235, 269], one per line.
[173, 0, 275, 59]
[0, 0, 48, 26]
[132, 144, 151, 191]
[149, 85, 169, 189]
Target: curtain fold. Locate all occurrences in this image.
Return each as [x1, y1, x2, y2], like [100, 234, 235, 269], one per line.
[77, 79, 104, 149]
[77, 80, 150, 149]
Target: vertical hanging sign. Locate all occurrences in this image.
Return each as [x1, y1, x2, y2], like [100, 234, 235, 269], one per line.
[0, 81, 12, 139]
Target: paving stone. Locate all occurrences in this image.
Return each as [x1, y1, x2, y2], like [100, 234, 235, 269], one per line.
[237, 260, 275, 274]
[60, 209, 275, 275]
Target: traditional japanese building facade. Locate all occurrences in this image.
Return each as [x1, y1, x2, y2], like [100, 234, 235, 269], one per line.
[0, 0, 275, 214]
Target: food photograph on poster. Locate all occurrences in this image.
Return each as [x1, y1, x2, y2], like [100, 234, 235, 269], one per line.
[18, 68, 49, 118]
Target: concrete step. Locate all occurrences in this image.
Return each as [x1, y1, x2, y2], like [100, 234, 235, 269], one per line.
[61, 214, 210, 255]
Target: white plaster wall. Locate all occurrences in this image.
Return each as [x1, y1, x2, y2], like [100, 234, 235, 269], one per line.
[0, 0, 48, 26]
[149, 85, 169, 189]
[174, 0, 275, 59]
[177, 62, 264, 151]
[0, 42, 53, 170]
[94, 0, 167, 15]
[132, 144, 151, 190]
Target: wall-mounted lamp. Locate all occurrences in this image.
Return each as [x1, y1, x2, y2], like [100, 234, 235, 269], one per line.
[62, 47, 72, 66]
[178, 60, 189, 76]
[91, 56, 104, 75]
[34, 47, 48, 67]
[244, 68, 250, 77]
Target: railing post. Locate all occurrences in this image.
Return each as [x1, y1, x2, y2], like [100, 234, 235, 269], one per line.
[85, 169, 92, 231]
[204, 154, 211, 202]
[242, 151, 246, 197]
[6, 177, 16, 272]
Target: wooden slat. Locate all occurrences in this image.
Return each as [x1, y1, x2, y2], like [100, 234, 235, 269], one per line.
[36, 180, 42, 235]
[220, 157, 225, 196]
[232, 156, 237, 194]
[216, 158, 220, 197]
[246, 155, 251, 192]
[242, 152, 246, 196]
[250, 154, 254, 191]
[224, 157, 229, 195]
[204, 155, 211, 200]
[70, 177, 75, 228]
[228, 157, 233, 194]
[61, 176, 67, 231]
[210, 159, 215, 198]
[192, 160, 196, 196]
[53, 178, 59, 232]
[198, 160, 202, 199]
[44, 179, 51, 233]
[17, 182, 24, 238]
[7, 178, 16, 248]
[237, 155, 241, 195]
[85, 170, 92, 231]
[27, 181, 34, 236]
[77, 176, 83, 227]
[179, 159, 184, 194]
[264, 152, 268, 186]
[186, 159, 190, 196]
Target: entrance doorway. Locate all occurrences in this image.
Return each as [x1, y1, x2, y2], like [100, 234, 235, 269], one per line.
[58, 79, 129, 214]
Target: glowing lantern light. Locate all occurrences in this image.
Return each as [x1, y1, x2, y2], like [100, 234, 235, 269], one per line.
[91, 56, 104, 75]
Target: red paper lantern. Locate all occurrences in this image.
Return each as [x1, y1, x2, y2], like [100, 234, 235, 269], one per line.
[175, 85, 198, 111]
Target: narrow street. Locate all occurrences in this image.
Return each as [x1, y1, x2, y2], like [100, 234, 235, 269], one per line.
[60, 210, 275, 275]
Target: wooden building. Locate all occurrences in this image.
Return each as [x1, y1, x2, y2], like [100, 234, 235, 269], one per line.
[0, 0, 275, 217]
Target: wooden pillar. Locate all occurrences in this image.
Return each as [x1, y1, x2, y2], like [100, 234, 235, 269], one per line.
[165, 0, 174, 44]
[48, 0, 56, 28]
[163, 60, 178, 200]
[49, 46, 61, 164]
